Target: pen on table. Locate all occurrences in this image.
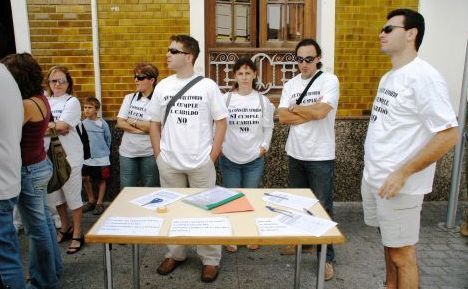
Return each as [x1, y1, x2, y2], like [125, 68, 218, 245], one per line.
[264, 193, 288, 200]
[141, 198, 163, 206]
[266, 206, 293, 217]
[303, 208, 314, 216]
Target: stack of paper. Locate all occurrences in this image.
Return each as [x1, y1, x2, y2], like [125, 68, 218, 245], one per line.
[183, 186, 244, 210]
[263, 191, 318, 210]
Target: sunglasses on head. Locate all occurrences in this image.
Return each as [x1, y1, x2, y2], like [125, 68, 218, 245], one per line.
[168, 48, 189, 55]
[295, 56, 317, 64]
[49, 78, 68, 85]
[134, 74, 150, 81]
[381, 25, 406, 34]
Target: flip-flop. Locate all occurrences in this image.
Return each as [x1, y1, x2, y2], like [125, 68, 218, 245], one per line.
[225, 245, 238, 253]
[57, 226, 73, 244]
[66, 236, 84, 254]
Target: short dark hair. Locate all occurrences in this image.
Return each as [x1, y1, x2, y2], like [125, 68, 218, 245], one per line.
[1, 53, 44, 99]
[85, 96, 100, 110]
[134, 62, 159, 88]
[170, 35, 200, 64]
[46, 65, 74, 96]
[387, 9, 425, 51]
[232, 57, 258, 90]
[295, 38, 322, 69]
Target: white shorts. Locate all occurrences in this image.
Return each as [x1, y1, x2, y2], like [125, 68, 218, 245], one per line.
[48, 165, 83, 210]
[361, 179, 424, 248]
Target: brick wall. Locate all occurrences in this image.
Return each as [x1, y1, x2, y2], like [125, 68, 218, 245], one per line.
[335, 0, 419, 117]
[27, 0, 190, 118]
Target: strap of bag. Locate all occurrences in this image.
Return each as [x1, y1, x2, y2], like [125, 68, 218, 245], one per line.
[295, 71, 323, 105]
[163, 75, 204, 126]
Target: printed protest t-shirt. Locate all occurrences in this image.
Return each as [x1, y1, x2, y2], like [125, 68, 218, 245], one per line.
[364, 57, 458, 195]
[117, 93, 153, 157]
[279, 71, 339, 161]
[148, 74, 228, 170]
[44, 94, 84, 167]
[222, 91, 274, 164]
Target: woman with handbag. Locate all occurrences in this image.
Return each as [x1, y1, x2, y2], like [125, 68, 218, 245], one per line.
[2, 53, 63, 288]
[45, 65, 85, 254]
[221, 57, 275, 253]
[117, 63, 160, 189]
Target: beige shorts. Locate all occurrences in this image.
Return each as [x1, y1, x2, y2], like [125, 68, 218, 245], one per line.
[48, 165, 83, 210]
[361, 179, 424, 248]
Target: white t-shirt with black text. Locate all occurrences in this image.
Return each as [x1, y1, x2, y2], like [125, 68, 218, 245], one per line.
[222, 91, 275, 164]
[279, 71, 340, 161]
[118, 93, 153, 158]
[364, 57, 458, 195]
[148, 74, 228, 170]
[45, 94, 84, 168]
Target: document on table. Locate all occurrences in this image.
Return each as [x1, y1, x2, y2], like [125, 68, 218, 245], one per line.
[169, 217, 232, 237]
[130, 189, 185, 210]
[263, 191, 318, 211]
[273, 213, 337, 237]
[97, 217, 163, 236]
[256, 218, 314, 236]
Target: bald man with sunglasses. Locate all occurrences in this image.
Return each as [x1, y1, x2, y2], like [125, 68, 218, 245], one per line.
[362, 9, 458, 289]
[278, 38, 340, 281]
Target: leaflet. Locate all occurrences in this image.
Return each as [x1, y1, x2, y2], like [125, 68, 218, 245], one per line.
[256, 218, 314, 236]
[97, 217, 163, 236]
[273, 213, 337, 237]
[130, 189, 185, 210]
[169, 217, 232, 237]
[263, 191, 318, 211]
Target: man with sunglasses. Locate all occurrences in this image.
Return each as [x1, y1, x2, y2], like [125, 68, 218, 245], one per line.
[278, 38, 340, 280]
[148, 35, 227, 283]
[362, 9, 458, 289]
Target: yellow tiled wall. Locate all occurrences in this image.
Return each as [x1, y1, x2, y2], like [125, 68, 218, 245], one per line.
[335, 0, 418, 117]
[28, 0, 190, 118]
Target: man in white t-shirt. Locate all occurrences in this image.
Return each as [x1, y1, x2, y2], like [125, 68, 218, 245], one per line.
[362, 9, 458, 289]
[278, 38, 339, 280]
[0, 63, 26, 289]
[148, 35, 228, 283]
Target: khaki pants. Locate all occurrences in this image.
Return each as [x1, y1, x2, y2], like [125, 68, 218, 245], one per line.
[156, 156, 221, 266]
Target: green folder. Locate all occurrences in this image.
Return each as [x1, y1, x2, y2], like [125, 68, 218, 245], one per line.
[182, 186, 245, 210]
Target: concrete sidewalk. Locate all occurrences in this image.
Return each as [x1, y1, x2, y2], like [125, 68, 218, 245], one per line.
[20, 202, 468, 289]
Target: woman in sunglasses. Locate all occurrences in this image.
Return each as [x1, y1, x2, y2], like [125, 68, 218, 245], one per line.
[221, 57, 275, 253]
[45, 65, 85, 255]
[117, 63, 160, 190]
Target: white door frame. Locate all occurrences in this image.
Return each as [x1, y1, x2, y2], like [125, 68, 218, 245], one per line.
[10, 0, 31, 53]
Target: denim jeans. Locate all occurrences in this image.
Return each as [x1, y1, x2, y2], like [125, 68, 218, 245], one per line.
[0, 196, 25, 289]
[288, 157, 335, 262]
[219, 156, 265, 188]
[18, 158, 63, 289]
[120, 155, 160, 189]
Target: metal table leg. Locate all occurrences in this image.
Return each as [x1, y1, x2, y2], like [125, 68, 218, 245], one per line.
[132, 244, 140, 289]
[104, 244, 113, 289]
[294, 244, 302, 289]
[316, 244, 327, 289]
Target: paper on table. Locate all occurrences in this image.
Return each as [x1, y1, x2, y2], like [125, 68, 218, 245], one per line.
[256, 218, 314, 236]
[97, 217, 163, 236]
[169, 217, 232, 237]
[273, 213, 337, 237]
[212, 196, 254, 214]
[263, 191, 318, 211]
[130, 189, 185, 210]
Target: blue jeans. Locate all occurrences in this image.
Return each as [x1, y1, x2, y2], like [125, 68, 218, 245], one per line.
[219, 156, 265, 188]
[18, 158, 63, 289]
[120, 155, 160, 189]
[0, 196, 25, 289]
[288, 157, 335, 262]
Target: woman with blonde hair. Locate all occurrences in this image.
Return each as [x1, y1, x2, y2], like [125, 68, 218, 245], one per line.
[45, 65, 85, 254]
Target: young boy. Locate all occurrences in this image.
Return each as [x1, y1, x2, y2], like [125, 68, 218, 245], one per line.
[81, 96, 111, 215]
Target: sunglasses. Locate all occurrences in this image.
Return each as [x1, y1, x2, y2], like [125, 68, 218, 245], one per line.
[295, 56, 317, 64]
[381, 25, 406, 34]
[49, 78, 68, 85]
[134, 74, 149, 81]
[168, 48, 189, 55]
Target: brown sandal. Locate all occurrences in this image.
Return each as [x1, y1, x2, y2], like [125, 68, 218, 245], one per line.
[66, 236, 84, 254]
[57, 226, 73, 244]
[225, 245, 238, 253]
